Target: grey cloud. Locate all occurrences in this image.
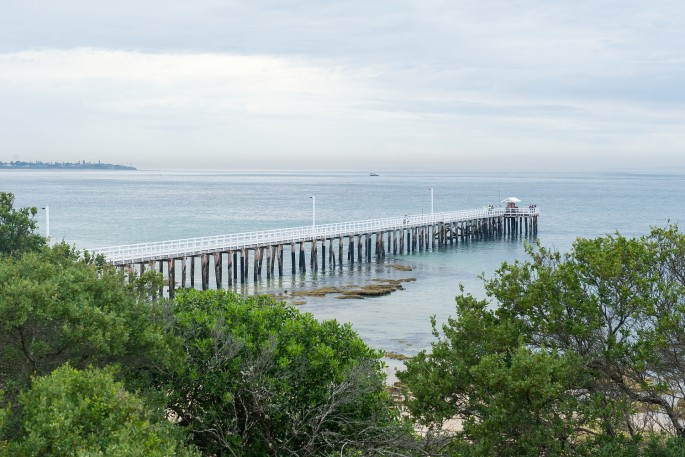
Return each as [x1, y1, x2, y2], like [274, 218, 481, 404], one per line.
[1, 0, 684, 169]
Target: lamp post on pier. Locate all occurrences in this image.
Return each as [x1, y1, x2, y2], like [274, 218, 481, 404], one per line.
[41, 206, 50, 239]
[310, 196, 315, 230]
[429, 188, 434, 221]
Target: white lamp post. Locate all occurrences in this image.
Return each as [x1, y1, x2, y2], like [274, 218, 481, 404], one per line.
[429, 188, 434, 220]
[41, 206, 50, 239]
[310, 196, 315, 229]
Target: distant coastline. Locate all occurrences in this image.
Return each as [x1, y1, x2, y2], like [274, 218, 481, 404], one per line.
[0, 160, 136, 170]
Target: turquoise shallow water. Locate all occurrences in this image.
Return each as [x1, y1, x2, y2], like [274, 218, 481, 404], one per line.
[3, 169, 684, 360]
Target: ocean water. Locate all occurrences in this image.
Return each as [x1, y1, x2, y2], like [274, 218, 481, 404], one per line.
[3, 169, 685, 367]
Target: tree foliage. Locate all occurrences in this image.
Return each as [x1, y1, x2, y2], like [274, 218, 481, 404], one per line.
[0, 241, 168, 403]
[164, 289, 416, 456]
[0, 195, 428, 456]
[400, 226, 685, 456]
[0, 192, 45, 257]
[3, 364, 198, 457]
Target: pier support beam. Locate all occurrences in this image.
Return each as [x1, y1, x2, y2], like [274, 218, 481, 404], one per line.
[214, 252, 222, 289]
[321, 240, 326, 271]
[181, 257, 187, 288]
[278, 244, 284, 277]
[168, 258, 175, 299]
[266, 247, 272, 279]
[299, 242, 306, 272]
[201, 255, 209, 291]
[338, 237, 343, 266]
[240, 250, 245, 285]
[328, 239, 333, 268]
[189, 257, 195, 289]
[270, 246, 276, 276]
[253, 249, 259, 281]
[227, 251, 233, 287]
[158, 261, 164, 296]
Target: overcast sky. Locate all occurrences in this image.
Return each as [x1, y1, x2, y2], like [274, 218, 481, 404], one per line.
[1, 0, 683, 170]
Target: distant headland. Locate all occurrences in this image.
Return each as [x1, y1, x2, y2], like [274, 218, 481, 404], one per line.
[0, 160, 136, 170]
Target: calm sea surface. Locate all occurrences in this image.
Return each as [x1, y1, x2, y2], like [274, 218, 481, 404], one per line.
[3, 169, 684, 367]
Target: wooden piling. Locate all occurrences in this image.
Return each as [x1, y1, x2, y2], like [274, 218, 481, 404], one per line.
[200, 255, 209, 290]
[168, 259, 175, 298]
[299, 242, 306, 272]
[327, 239, 333, 268]
[227, 251, 233, 287]
[360, 235, 365, 261]
[270, 246, 276, 277]
[189, 257, 195, 289]
[265, 247, 270, 277]
[258, 247, 264, 276]
[253, 249, 259, 281]
[231, 252, 237, 283]
[214, 252, 222, 289]
[240, 250, 245, 284]
[158, 260, 164, 296]
[180, 257, 186, 288]
[278, 245, 284, 277]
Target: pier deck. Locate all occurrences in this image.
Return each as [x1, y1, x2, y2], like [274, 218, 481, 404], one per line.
[89, 206, 539, 296]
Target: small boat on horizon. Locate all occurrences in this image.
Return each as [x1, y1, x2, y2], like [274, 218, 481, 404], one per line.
[369, 172, 380, 176]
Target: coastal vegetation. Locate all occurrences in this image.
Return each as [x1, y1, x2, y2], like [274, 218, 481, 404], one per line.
[400, 227, 685, 455]
[3, 190, 685, 455]
[0, 160, 135, 170]
[0, 192, 424, 456]
[0, 192, 46, 257]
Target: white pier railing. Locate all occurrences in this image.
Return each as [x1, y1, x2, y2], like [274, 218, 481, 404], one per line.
[89, 206, 539, 265]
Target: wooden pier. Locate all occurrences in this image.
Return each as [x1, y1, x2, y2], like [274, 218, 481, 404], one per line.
[90, 206, 539, 297]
